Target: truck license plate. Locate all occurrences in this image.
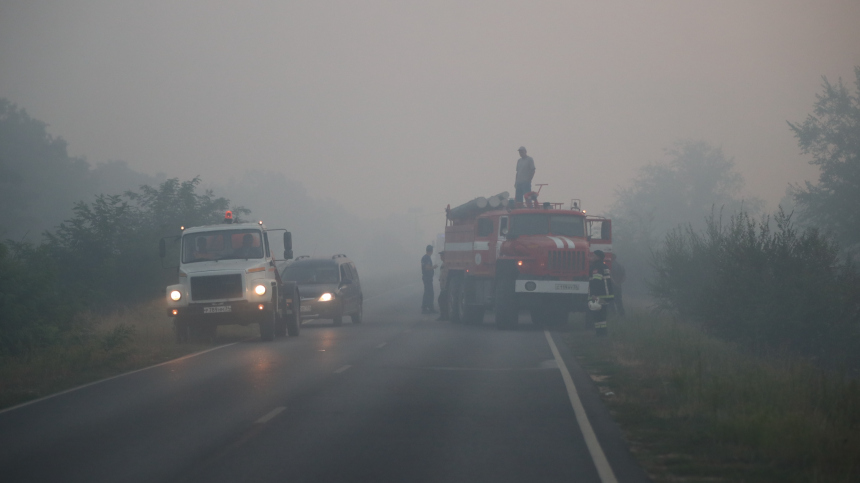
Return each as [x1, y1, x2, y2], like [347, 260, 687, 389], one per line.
[204, 305, 231, 314]
[301, 305, 312, 312]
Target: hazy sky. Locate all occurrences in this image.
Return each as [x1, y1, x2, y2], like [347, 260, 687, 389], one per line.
[2, 0, 859, 229]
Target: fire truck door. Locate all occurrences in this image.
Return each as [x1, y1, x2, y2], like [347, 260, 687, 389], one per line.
[474, 218, 494, 269]
[587, 219, 612, 255]
[495, 216, 508, 259]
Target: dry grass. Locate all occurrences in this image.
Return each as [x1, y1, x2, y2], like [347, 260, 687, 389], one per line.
[563, 311, 860, 483]
[0, 300, 257, 410]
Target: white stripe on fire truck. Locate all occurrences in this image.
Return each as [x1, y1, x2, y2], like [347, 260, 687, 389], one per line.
[547, 236, 565, 248]
[473, 241, 490, 251]
[444, 242, 473, 251]
[560, 236, 577, 248]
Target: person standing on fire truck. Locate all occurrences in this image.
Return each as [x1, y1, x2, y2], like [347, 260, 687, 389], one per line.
[421, 244, 438, 313]
[515, 146, 536, 202]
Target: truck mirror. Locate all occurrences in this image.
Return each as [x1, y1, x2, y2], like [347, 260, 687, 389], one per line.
[159, 239, 166, 259]
[284, 249, 293, 260]
[283, 231, 292, 251]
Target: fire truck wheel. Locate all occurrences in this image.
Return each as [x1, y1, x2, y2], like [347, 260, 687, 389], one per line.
[449, 277, 465, 324]
[464, 305, 484, 325]
[174, 318, 190, 344]
[494, 277, 517, 329]
[351, 301, 363, 324]
[260, 309, 275, 341]
[333, 315, 343, 326]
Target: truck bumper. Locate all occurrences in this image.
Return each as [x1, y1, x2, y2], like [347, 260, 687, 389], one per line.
[515, 280, 589, 294]
[167, 300, 270, 325]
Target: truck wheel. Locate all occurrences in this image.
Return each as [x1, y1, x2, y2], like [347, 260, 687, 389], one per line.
[286, 288, 301, 337]
[174, 318, 190, 344]
[464, 305, 484, 325]
[275, 313, 287, 337]
[494, 277, 517, 329]
[351, 301, 363, 324]
[260, 309, 275, 341]
[450, 276, 464, 324]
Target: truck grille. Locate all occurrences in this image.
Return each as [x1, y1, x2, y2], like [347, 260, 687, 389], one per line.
[191, 274, 243, 301]
[548, 250, 585, 272]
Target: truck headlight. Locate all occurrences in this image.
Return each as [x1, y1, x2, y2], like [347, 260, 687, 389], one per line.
[170, 290, 182, 301]
[319, 293, 333, 302]
[254, 284, 267, 296]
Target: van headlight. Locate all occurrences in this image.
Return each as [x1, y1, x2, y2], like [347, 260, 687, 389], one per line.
[170, 290, 182, 301]
[254, 284, 267, 296]
[319, 293, 333, 302]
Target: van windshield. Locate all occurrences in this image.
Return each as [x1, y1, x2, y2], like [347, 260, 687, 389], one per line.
[510, 214, 585, 237]
[282, 264, 340, 284]
[182, 229, 264, 263]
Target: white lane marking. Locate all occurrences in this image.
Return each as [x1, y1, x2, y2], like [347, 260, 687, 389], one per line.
[334, 365, 352, 374]
[0, 341, 241, 415]
[376, 342, 387, 349]
[547, 236, 565, 248]
[255, 406, 286, 424]
[545, 331, 618, 483]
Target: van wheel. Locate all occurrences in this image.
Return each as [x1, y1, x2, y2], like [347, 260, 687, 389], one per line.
[351, 302, 363, 324]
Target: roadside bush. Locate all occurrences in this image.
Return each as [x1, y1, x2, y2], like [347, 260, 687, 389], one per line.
[44, 177, 248, 308]
[0, 177, 248, 356]
[651, 208, 860, 365]
[0, 242, 83, 356]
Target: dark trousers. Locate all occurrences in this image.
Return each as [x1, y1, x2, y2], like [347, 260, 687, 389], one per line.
[515, 182, 531, 202]
[422, 278, 434, 310]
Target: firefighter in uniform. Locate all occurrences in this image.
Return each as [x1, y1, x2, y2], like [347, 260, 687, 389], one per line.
[587, 250, 613, 336]
[436, 251, 449, 320]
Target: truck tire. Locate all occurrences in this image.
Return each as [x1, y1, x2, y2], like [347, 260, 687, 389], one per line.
[285, 288, 301, 337]
[351, 300, 363, 324]
[260, 309, 275, 341]
[273, 288, 287, 337]
[450, 276, 464, 324]
[464, 305, 484, 325]
[494, 277, 517, 329]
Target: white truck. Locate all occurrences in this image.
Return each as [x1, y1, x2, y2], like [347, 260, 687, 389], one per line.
[160, 212, 300, 342]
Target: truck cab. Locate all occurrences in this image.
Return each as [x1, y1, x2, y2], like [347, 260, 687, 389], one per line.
[162, 217, 300, 342]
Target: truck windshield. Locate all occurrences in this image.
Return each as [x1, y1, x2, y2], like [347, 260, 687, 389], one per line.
[511, 214, 585, 237]
[282, 264, 340, 284]
[181, 229, 264, 263]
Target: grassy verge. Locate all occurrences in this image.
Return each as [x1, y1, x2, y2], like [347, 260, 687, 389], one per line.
[0, 300, 256, 410]
[563, 311, 860, 482]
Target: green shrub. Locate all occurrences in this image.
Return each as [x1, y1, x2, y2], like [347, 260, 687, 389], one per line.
[651, 209, 860, 365]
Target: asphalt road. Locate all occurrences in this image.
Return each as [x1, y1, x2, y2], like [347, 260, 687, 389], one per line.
[0, 283, 649, 483]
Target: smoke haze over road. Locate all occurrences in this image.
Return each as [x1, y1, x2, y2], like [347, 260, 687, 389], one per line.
[1, 0, 858, 240]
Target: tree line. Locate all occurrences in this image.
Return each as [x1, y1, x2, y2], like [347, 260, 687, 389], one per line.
[611, 67, 860, 366]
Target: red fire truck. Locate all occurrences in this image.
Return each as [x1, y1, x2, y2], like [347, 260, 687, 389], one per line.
[441, 189, 611, 328]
